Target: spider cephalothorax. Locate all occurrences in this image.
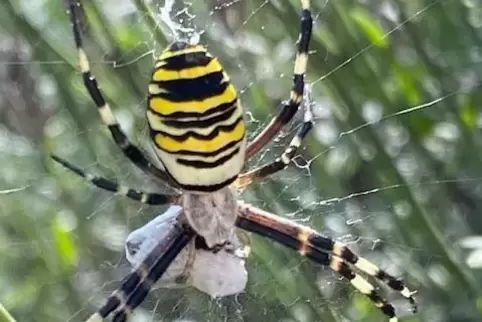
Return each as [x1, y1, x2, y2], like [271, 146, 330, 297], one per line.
[181, 186, 238, 248]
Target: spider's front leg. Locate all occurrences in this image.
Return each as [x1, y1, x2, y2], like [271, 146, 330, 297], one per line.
[67, 0, 174, 186]
[236, 84, 315, 190]
[246, 0, 313, 159]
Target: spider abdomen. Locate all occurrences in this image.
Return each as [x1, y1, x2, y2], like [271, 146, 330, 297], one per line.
[147, 43, 246, 192]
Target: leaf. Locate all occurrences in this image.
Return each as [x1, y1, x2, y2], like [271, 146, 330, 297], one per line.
[51, 215, 79, 270]
[350, 8, 389, 48]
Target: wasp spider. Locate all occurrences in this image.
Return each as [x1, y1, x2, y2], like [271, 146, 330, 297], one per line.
[53, 0, 417, 321]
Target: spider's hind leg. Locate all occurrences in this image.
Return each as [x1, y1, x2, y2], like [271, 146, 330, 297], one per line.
[236, 202, 417, 321]
[326, 239, 417, 313]
[86, 223, 195, 322]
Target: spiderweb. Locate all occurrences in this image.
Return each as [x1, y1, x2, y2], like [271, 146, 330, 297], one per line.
[0, 0, 481, 322]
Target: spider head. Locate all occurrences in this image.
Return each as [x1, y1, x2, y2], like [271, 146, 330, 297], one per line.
[168, 41, 193, 52]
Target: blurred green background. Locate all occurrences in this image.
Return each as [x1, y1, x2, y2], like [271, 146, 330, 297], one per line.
[1, 0, 482, 321]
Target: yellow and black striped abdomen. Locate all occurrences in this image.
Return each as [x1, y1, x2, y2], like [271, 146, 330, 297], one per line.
[147, 43, 246, 192]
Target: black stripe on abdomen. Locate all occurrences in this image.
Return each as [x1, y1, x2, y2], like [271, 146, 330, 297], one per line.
[153, 116, 243, 142]
[176, 148, 240, 169]
[158, 51, 212, 71]
[162, 104, 237, 129]
[150, 71, 227, 102]
[167, 174, 239, 193]
[154, 136, 244, 157]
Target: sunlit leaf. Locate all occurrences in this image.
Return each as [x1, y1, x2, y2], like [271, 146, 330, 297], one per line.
[51, 216, 79, 270]
[392, 62, 423, 105]
[460, 99, 478, 129]
[350, 8, 389, 48]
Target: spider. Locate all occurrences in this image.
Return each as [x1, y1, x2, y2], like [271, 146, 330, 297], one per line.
[52, 0, 417, 321]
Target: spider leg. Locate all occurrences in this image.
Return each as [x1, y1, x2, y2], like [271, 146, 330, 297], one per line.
[51, 155, 178, 205]
[237, 203, 417, 321]
[68, 0, 176, 186]
[246, 0, 312, 159]
[236, 85, 314, 189]
[86, 223, 195, 322]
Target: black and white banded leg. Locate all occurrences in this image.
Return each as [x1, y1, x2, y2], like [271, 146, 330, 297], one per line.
[51, 154, 178, 205]
[237, 203, 417, 321]
[246, 0, 313, 159]
[86, 223, 195, 322]
[68, 0, 175, 186]
[237, 85, 315, 189]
